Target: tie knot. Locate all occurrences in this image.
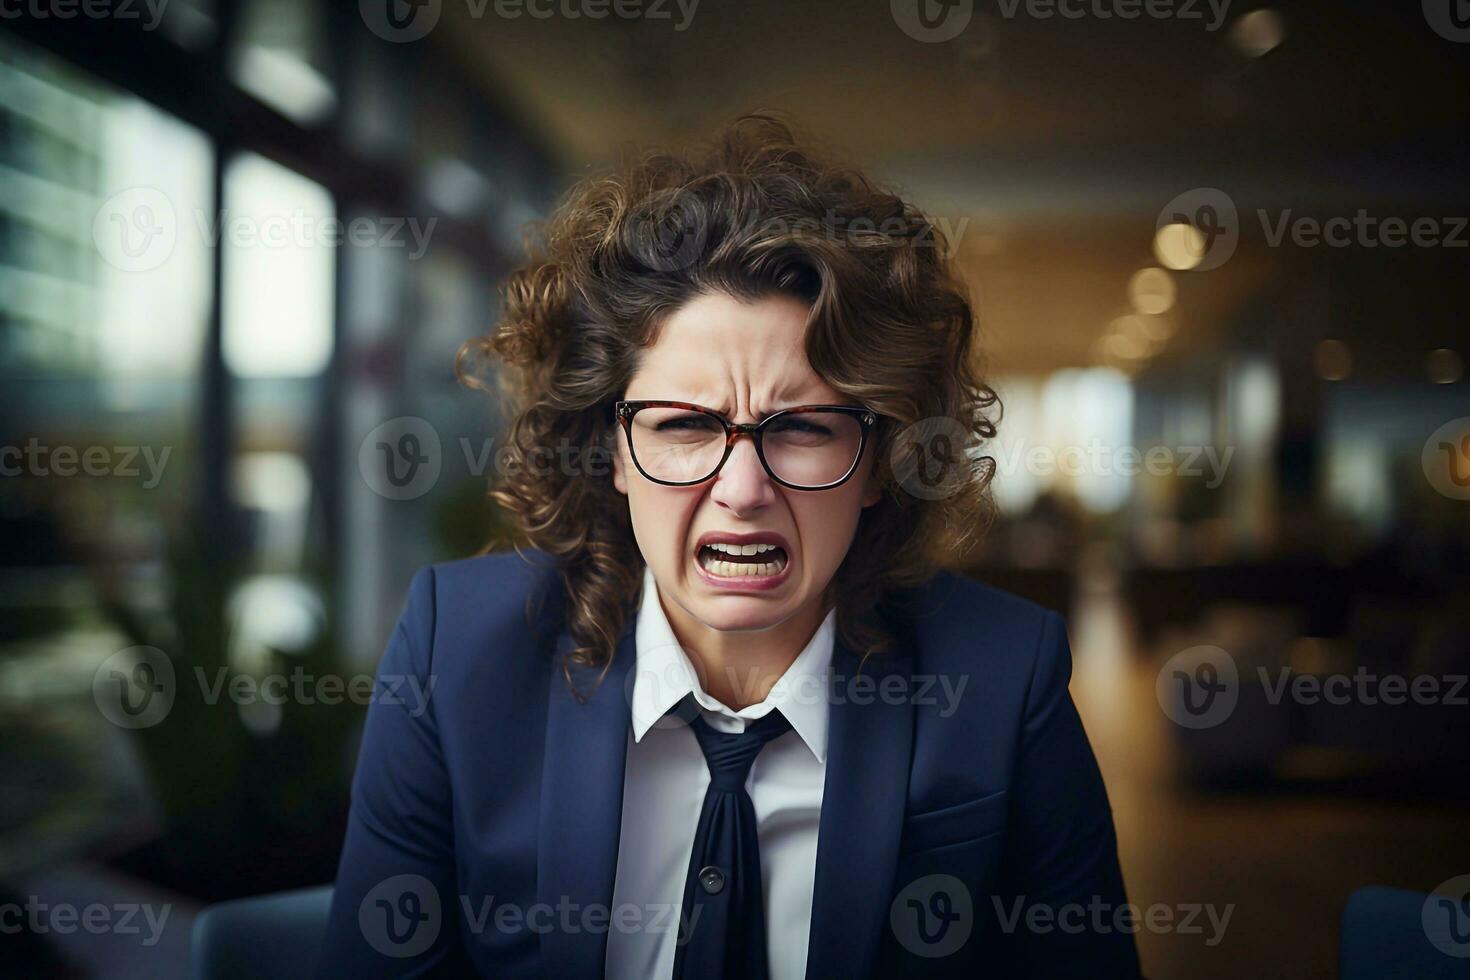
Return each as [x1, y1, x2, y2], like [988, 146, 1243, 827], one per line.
[687, 708, 792, 792]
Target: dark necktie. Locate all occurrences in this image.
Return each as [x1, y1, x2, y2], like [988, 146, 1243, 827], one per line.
[672, 703, 793, 980]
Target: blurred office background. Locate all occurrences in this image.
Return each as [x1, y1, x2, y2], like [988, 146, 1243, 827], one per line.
[2, 1, 1468, 976]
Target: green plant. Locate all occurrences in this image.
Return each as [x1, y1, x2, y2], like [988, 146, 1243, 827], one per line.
[96, 520, 359, 855]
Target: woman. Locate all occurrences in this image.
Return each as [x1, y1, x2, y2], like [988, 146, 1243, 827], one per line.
[319, 114, 1140, 979]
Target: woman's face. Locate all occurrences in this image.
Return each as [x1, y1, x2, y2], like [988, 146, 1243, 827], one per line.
[613, 290, 882, 636]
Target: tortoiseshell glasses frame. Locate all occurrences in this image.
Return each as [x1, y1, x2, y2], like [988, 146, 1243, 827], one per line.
[613, 399, 881, 490]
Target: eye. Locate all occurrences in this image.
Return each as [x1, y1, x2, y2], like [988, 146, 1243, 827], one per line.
[654, 413, 722, 433]
[768, 416, 834, 437]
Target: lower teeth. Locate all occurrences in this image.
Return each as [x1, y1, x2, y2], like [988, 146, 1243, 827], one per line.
[699, 550, 787, 577]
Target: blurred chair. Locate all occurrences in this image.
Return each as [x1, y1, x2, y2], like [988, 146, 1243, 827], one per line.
[1340, 885, 1468, 979]
[191, 885, 333, 980]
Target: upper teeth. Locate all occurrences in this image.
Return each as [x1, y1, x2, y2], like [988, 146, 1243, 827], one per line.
[706, 542, 779, 556]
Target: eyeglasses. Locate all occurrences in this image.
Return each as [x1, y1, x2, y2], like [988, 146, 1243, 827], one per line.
[614, 400, 880, 490]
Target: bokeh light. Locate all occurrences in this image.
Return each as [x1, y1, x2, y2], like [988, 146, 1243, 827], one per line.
[1129, 267, 1177, 315]
[1153, 222, 1207, 271]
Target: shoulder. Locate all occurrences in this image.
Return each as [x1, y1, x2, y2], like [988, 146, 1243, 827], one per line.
[903, 569, 1058, 643]
[392, 548, 567, 681]
[898, 569, 1070, 704]
[414, 547, 564, 617]
[880, 571, 1082, 805]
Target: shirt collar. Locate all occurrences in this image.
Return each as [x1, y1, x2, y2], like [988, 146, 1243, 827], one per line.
[629, 563, 835, 763]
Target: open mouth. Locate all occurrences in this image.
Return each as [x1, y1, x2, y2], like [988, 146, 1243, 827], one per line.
[696, 542, 789, 578]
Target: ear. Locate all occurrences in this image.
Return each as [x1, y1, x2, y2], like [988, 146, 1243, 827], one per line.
[612, 433, 629, 496]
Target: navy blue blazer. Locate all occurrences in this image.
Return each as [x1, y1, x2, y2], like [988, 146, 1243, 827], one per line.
[319, 550, 1140, 978]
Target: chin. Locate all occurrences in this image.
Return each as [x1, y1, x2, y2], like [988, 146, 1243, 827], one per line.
[686, 594, 797, 634]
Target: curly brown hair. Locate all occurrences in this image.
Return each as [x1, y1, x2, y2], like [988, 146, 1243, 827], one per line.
[456, 113, 999, 687]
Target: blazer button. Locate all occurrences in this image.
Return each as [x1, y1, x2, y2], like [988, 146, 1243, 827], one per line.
[698, 866, 726, 895]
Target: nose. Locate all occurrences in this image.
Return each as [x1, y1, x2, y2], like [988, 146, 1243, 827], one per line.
[708, 436, 777, 516]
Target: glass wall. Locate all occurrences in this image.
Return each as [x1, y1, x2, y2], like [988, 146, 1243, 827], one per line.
[0, 12, 556, 974]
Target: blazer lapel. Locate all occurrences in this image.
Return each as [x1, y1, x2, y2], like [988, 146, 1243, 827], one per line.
[535, 600, 915, 979]
[537, 626, 636, 979]
[806, 633, 915, 979]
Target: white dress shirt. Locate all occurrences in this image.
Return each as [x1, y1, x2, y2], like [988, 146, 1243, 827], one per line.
[605, 564, 834, 980]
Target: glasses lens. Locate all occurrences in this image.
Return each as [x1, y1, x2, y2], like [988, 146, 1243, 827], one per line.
[762, 410, 864, 488]
[628, 406, 728, 483]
